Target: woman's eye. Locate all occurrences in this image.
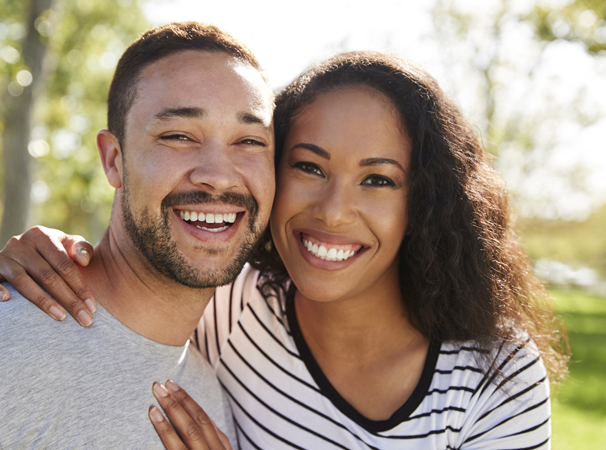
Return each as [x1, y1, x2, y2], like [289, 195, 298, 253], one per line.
[292, 162, 323, 176]
[362, 175, 395, 187]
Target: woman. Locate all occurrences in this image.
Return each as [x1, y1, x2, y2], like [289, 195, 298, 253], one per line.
[0, 52, 566, 449]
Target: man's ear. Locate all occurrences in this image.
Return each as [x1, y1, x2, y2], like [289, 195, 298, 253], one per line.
[97, 129, 123, 189]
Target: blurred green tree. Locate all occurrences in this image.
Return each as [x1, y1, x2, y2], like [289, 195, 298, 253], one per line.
[0, 0, 149, 245]
[529, 0, 606, 54]
[431, 0, 605, 220]
[0, 0, 56, 245]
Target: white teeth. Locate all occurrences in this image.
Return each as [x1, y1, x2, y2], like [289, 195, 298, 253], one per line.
[302, 238, 357, 262]
[195, 225, 229, 233]
[180, 211, 237, 224]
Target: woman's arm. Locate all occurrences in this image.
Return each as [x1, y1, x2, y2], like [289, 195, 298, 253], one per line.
[0, 226, 96, 326]
[150, 381, 232, 450]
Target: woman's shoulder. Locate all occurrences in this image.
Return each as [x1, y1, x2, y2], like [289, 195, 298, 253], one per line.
[438, 334, 546, 384]
[425, 337, 550, 448]
[434, 334, 549, 422]
[206, 266, 290, 337]
[213, 265, 288, 312]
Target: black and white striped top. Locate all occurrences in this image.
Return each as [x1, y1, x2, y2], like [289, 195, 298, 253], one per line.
[197, 265, 551, 449]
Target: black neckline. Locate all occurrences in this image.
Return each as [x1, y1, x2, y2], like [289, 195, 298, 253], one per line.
[286, 291, 441, 433]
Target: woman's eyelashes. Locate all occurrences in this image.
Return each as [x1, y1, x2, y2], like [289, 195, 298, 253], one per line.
[292, 161, 323, 176]
[361, 174, 396, 187]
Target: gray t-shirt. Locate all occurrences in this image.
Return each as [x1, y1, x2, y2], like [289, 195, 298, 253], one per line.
[0, 282, 236, 449]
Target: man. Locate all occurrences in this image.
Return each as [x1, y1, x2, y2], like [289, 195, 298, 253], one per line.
[0, 22, 275, 449]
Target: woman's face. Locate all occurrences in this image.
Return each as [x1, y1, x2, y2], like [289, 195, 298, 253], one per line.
[270, 86, 412, 303]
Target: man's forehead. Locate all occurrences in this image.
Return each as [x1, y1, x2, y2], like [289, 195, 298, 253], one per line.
[130, 50, 274, 125]
[138, 50, 266, 92]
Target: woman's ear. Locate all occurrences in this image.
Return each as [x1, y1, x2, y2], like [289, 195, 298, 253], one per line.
[97, 129, 123, 189]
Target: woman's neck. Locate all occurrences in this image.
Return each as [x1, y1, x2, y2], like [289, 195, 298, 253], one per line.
[292, 269, 430, 421]
[293, 269, 423, 363]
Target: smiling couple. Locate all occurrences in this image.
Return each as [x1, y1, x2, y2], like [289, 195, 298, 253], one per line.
[0, 21, 563, 450]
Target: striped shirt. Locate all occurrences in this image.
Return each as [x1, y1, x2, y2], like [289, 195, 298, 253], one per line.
[198, 265, 551, 449]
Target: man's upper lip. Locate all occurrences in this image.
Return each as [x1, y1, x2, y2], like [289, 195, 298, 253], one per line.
[296, 229, 367, 247]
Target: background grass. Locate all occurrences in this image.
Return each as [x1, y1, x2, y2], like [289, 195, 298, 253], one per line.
[550, 289, 606, 449]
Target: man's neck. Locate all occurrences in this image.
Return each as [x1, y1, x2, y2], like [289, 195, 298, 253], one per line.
[81, 229, 215, 346]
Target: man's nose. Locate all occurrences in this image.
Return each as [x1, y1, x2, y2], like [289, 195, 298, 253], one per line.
[188, 142, 242, 192]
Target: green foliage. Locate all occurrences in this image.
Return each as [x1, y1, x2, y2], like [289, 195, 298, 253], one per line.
[551, 288, 606, 448]
[518, 203, 606, 276]
[528, 0, 606, 54]
[0, 0, 149, 243]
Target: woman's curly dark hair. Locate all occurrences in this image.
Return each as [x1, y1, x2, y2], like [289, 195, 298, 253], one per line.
[249, 51, 568, 383]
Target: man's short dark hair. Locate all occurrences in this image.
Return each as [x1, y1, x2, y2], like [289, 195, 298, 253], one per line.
[107, 21, 263, 147]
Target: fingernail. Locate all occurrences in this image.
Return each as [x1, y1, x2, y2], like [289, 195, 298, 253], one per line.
[153, 383, 169, 398]
[0, 291, 7, 301]
[79, 247, 90, 260]
[150, 406, 164, 423]
[84, 298, 97, 313]
[77, 309, 93, 327]
[49, 305, 66, 320]
[166, 380, 179, 392]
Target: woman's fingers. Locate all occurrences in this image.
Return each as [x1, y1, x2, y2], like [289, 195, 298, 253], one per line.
[149, 406, 189, 450]
[0, 256, 67, 321]
[0, 284, 10, 301]
[151, 382, 231, 450]
[0, 226, 95, 326]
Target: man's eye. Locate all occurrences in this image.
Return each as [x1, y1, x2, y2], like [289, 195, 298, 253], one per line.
[239, 138, 266, 147]
[361, 175, 395, 187]
[292, 162, 323, 176]
[160, 134, 190, 141]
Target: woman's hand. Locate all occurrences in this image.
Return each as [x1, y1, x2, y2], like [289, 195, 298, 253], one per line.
[150, 381, 232, 450]
[0, 226, 96, 326]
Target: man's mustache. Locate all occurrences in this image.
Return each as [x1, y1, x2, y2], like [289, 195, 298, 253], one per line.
[161, 190, 258, 215]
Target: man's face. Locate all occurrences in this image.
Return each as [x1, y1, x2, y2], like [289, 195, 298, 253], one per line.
[117, 50, 275, 288]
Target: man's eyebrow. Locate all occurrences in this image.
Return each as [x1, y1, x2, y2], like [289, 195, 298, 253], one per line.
[238, 112, 271, 129]
[360, 157, 405, 173]
[288, 143, 331, 160]
[155, 107, 205, 120]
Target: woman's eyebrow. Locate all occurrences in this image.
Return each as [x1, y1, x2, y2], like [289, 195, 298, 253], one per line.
[360, 157, 405, 173]
[288, 143, 331, 160]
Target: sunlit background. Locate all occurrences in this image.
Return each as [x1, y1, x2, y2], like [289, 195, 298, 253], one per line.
[1, 0, 605, 447]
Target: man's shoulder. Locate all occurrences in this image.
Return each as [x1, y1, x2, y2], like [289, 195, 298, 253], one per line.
[0, 282, 76, 338]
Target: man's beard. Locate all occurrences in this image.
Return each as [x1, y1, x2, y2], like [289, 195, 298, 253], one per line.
[122, 180, 264, 289]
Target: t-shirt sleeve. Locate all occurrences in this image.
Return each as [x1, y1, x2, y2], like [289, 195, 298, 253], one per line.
[196, 265, 260, 369]
[459, 342, 551, 449]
